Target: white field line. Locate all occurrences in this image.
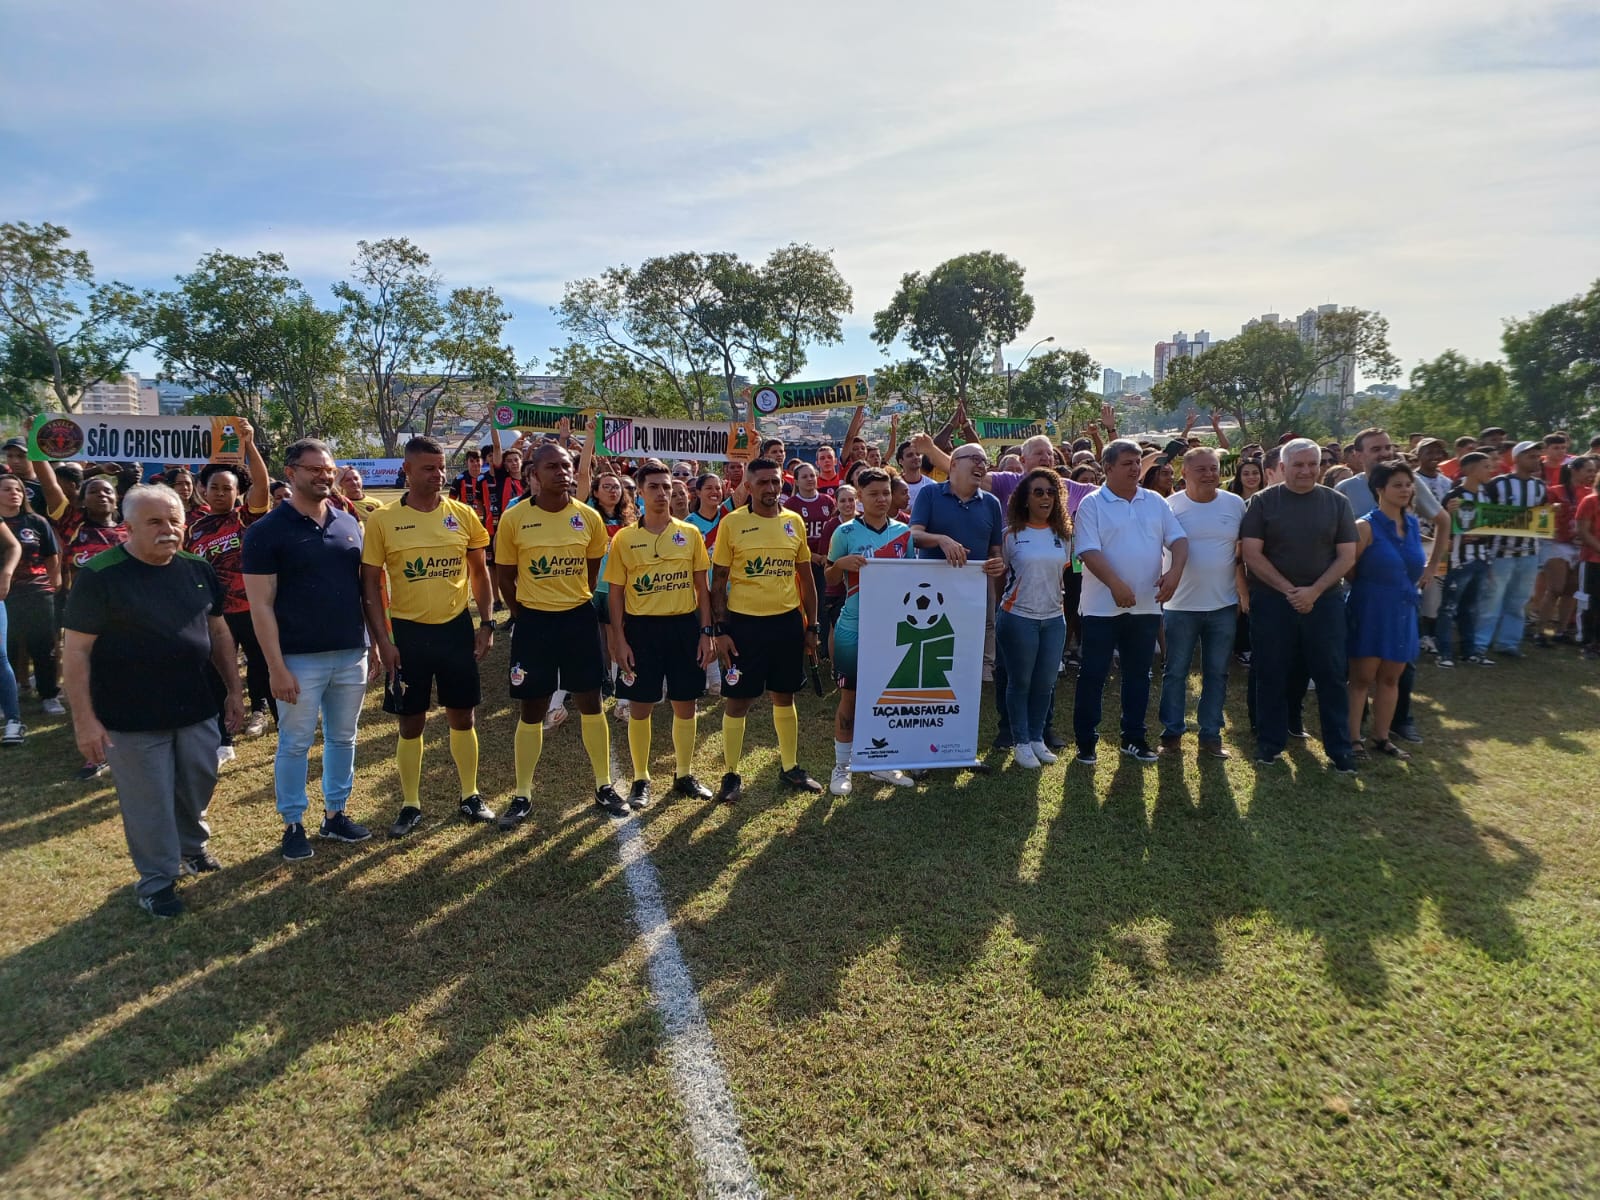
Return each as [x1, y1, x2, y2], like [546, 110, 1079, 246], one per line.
[605, 739, 763, 1199]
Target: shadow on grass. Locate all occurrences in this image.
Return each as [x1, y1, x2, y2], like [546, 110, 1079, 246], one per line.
[657, 672, 1542, 1024]
[0, 785, 643, 1168]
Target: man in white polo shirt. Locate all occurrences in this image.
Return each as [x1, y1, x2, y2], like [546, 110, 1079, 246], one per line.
[1158, 447, 1245, 759]
[1071, 439, 1188, 765]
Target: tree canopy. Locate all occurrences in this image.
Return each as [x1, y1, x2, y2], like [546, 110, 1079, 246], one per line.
[0, 221, 143, 415]
[871, 251, 1034, 407]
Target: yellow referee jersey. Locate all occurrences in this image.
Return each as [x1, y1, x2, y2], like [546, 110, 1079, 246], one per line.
[361, 496, 489, 624]
[603, 517, 709, 617]
[711, 507, 810, 617]
[493, 498, 609, 612]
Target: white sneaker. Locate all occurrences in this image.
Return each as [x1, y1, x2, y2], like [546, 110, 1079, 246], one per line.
[868, 769, 915, 787]
[829, 764, 853, 795]
[542, 705, 568, 732]
[1030, 740, 1058, 764]
[1014, 742, 1042, 769]
[217, 745, 237, 766]
[1419, 635, 1438, 655]
[2, 719, 23, 745]
[41, 697, 66, 716]
[612, 699, 630, 721]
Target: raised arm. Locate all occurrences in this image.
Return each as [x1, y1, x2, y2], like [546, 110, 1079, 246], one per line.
[241, 420, 271, 512]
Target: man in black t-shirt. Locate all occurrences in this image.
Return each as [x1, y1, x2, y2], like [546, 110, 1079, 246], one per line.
[62, 484, 244, 919]
[1239, 438, 1360, 772]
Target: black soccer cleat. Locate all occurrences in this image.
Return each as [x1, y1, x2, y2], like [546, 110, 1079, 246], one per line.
[779, 765, 823, 793]
[628, 779, 652, 811]
[594, 785, 631, 817]
[389, 805, 424, 839]
[458, 794, 495, 824]
[715, 772, 743, 804]
[497, 796, 532, 831]
[673, 774, 713, 801]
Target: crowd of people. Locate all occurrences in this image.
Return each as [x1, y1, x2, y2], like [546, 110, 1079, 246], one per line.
[1, 404, 1592, 919]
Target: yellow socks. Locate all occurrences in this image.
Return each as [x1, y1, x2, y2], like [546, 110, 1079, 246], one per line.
[396, 735, 423, 807]
[449, 726, 479, 798]
[773, 704, 799, 771]
[514, 720, 543, 798]
[627, 713, 653, 782]
[672, 714, 696, 779]
[722, 714, 746, 773]
[580, 712, 612, 788]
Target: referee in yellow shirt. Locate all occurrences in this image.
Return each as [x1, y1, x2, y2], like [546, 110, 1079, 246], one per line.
[494, 441, 626, 824]
[360, 437, 496, 836]
[710, 457, 823, 802]
[606, 458, 717, 810]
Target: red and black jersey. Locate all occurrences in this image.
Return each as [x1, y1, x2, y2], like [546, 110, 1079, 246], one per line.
[64, 519, 128, 575]
[3, 511, 60, 595]
[450, 472, 491, 524]
[484, 468, 523, 535]
[185, 506, 263, 614]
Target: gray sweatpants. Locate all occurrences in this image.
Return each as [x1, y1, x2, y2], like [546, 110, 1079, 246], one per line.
[103, 719, 221, 898]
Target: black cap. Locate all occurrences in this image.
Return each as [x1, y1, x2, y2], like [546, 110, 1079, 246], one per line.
[2, 437, 25, 451]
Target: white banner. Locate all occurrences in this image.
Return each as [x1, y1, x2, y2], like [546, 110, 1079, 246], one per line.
[850, 559, 987, 771]
[337, 458, 405, 487]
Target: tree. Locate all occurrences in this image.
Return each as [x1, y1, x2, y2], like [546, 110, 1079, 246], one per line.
[334, 238, 520, 455]
[556, 244, 851, 421]
[1007, 347, 1100, 430]
[140, 250, 351, 451]
[0, 222, 143, 414]
[1154, 309, 1398, 444]
[870, 358, 957, 434]
[1502, 279, 1600, 433]
[1348, 351, 1522, 445]
[546, 342, 697, 417]
[871, 251, 1034, 407]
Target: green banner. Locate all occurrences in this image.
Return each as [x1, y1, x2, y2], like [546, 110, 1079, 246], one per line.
[972, 417, 1053, 442]
[491, 401, 591, 433]
[750, 375, 869, 416]
[1453, 502, 1554, 539]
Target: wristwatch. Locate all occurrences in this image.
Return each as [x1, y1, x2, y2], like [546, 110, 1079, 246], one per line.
[807, 623, 822, 635]
[700, 625, 715, 636]
[480, 617, 496, 630]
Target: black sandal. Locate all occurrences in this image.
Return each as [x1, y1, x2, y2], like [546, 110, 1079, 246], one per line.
[1369, 737, 1411, 761]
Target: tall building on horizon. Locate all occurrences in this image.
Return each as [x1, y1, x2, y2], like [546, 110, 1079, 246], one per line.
[1153, 329, 1218, 385]
[1102, 368, 1122, 397]
[76, 373, 144, 416]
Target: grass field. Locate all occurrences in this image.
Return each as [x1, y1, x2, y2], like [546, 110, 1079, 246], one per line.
[2, 635, 1597, 1197]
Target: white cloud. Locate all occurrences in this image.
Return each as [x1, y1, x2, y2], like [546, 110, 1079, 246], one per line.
[4, 0, 1595, 382]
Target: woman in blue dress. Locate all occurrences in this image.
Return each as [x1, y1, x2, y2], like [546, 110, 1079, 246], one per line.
[1346, 459, 1427, 760]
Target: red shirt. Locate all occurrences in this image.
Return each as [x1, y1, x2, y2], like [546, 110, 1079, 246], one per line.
[784, 492, 836, 557]
[1574, 492, 1600, 563]
[816, 472, 843, 498]
[64, 520, 128, 575]
[185, 506, 264, 613]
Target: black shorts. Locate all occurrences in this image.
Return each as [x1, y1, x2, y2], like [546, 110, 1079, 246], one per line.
[617, 612, 705, 703]
[509, 601, 604, 698]
[383, 611, 481, 716]
[722, 609, 806, 699]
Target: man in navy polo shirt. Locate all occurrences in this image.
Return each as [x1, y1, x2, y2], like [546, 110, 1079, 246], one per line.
[243, 438, 373, 862]
[909, 443, 1008, 756]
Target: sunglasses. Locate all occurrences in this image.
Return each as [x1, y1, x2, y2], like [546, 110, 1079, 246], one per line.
[1028, 487, 1059, 497]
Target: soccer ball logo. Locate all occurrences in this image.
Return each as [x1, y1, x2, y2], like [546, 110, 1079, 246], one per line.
[902, 581, 946, 628]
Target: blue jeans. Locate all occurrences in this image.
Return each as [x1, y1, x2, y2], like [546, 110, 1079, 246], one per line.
[1474, 555, 1538, 653]
[1073, 613, 1160, 750]
[0, 600, 18, 721]
[995, 611, 1066, 743]
[1159, 605, 1236, 742]
[1250, 586, 1352, 761]
[1435, 559, 1488, 659]
[274, 648, 366, 823]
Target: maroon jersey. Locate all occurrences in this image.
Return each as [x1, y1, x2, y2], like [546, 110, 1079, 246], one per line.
[784, 492, 836, 557]
[185, 507, 262, 614]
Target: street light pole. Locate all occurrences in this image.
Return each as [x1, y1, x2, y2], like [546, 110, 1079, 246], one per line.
[1004, 335, 1056, 413]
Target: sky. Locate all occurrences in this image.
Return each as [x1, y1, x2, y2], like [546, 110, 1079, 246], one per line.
[3, 0, 1596, 389]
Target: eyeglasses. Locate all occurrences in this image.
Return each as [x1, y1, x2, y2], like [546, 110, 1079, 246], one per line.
[953, 457, 989, 472]
[1029, 486, 1059, 497]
